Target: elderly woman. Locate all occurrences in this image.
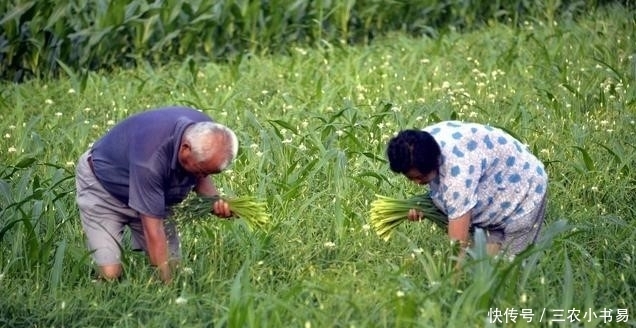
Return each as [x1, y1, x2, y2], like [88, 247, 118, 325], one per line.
[386, 121, 548, 258]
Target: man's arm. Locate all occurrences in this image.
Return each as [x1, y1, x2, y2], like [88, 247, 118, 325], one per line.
[140, 214, 171, 283]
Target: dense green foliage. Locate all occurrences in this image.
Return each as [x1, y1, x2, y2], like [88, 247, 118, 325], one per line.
[1, 2, 635, 327]
[1, 0, 632, 81]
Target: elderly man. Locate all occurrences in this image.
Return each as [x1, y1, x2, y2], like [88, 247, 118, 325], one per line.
[386, 121, 548, 260]
[75, 106, 239, 283]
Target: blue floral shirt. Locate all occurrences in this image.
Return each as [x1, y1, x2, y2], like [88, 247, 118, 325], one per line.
[424, 121, 547, 229]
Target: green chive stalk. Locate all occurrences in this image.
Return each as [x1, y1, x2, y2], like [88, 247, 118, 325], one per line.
[369, 194, 447, 241]
[174, 195, 270, 231]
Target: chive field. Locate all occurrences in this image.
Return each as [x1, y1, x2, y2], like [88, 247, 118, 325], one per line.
[1, 3, 635, 327]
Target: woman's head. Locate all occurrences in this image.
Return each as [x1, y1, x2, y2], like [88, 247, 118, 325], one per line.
[386, 129, 441, 184]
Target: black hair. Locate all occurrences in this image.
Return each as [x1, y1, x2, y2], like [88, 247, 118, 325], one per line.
[386, 129, 441, 175]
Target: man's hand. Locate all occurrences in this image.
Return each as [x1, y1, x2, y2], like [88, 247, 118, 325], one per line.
[407, 208, 423, 221]
[213, 199, 232, 218]
[194, 175, 233, 218]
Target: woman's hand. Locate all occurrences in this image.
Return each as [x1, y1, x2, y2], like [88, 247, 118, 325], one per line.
[407, 208, 423, 221]
[213, 199, 233, 218]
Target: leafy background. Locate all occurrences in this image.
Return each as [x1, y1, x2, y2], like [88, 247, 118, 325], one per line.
[1, 1, 635, 327]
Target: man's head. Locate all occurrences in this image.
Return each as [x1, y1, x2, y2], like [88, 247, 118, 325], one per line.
[386, 129, 441, 185]
[178, 122, 239, 177]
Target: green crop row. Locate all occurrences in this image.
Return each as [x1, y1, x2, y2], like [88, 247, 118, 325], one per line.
[1, 0, 629, 82]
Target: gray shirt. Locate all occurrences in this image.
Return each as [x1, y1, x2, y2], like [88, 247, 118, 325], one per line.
[90, 107, 213, 218]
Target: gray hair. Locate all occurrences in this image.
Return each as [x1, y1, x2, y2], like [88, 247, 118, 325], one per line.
[183, 121, 239, 170]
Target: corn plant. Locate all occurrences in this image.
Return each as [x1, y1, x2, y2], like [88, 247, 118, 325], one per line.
[1, 0, 614, 81]
[0, 157, 79, 288]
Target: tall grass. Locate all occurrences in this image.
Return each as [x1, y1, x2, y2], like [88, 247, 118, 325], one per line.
[1, 4, 635, 327]
[1, 0, 629, 81]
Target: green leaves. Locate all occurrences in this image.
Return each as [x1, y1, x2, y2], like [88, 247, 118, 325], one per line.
[571, 146, 595, 172]
[1, 0, 616, 81]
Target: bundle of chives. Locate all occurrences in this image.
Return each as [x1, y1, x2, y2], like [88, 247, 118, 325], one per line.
[369, 194, 447, 241]
[174, 195, 270, 231]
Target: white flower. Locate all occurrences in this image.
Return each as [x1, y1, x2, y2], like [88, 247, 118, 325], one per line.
[175, 297, 187, 305]
[323, 241, 336, 248]
[68, 88, 76, 94]
[45, 99, 54, 105]
[412, 248, 423, 254]
[4, 134, 10, 138]
[65, 162, 75, 167]
[55, 112, 63, 117]
[107, 120, 115, 125]
[362, 224, 370, 231]
[182, 267, 194, 275]
[8, 147, 16, 153]
[396, 290, 405, 297]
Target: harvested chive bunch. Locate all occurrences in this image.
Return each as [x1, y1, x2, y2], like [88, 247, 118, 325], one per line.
[174, 195, 270, 231]
[369, 194, 447, 241]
